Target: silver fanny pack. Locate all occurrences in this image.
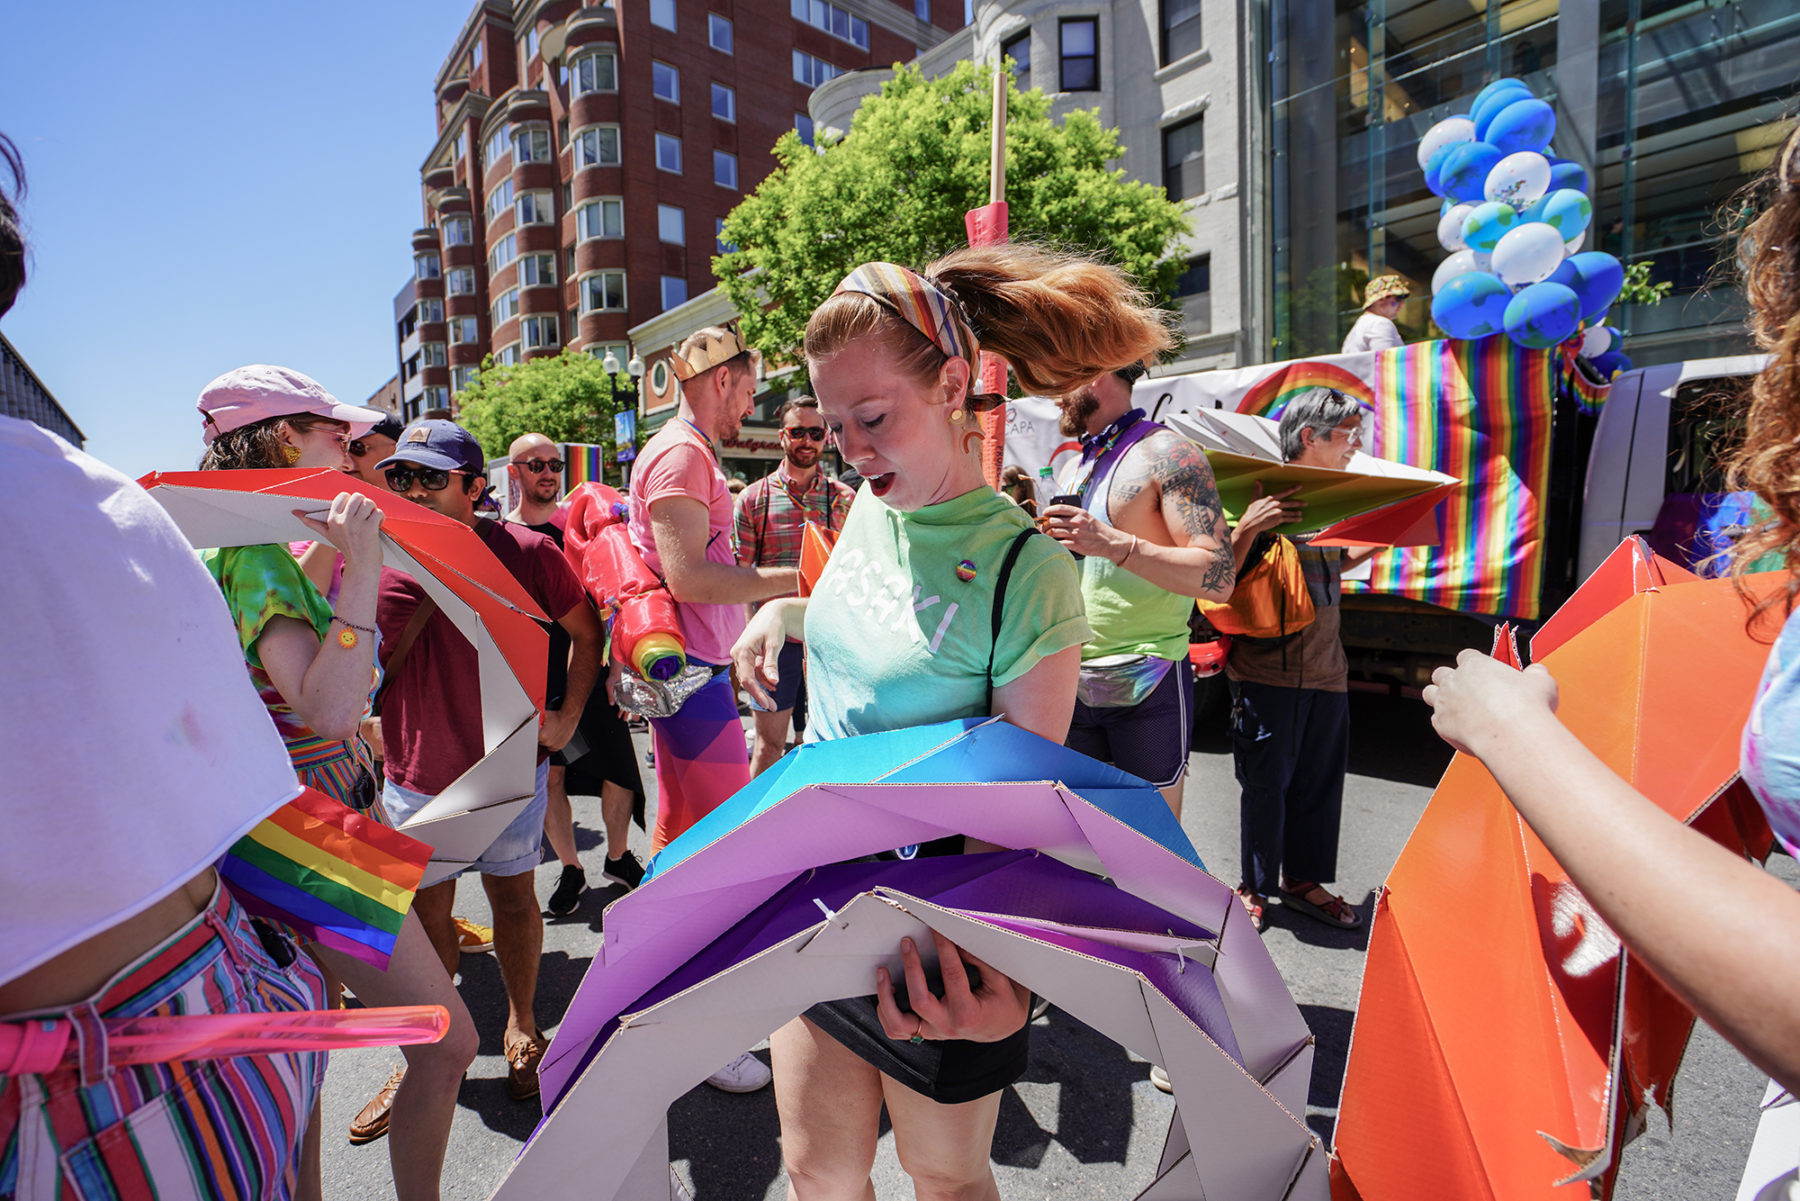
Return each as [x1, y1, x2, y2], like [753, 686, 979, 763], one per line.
[614, 663, 723, 720]
[1076, 653, 1174, 709]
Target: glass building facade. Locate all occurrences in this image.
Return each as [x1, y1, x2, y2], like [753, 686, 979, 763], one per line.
[1260, 0, 1795, 364]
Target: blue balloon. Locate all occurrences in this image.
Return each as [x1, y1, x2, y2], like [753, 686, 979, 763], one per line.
[1424, 142, 1459, 196]
[1504, 282, 1582, 349]
[1549, 251, 1626, 322]
[1485, 97, 1556, 155]
[1548, 158, 1590, 195]
[1461, 200, 1519, 253]
[1473, 77, 1527, 110]
[1473, 86, 1535, 141]
[1432, 271, 1512, 340]
[1440, 141, 1506, 204]
[1532, 188, 1593, 239]
[1590, 349, 1633, 379]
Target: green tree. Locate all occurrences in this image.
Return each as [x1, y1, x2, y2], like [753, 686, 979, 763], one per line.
[715, 60, 1192, 375]
[455, 350, 631, 464]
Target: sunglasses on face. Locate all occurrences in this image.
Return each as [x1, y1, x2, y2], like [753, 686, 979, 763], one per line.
[385, 466, 463, 492]
[783, 426, 828, 442]
[513, 458, 565, 473]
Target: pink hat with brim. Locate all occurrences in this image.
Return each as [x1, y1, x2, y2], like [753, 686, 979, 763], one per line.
[197, 364, 387, 445]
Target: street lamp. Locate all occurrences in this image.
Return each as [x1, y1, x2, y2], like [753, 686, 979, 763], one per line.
[602, 347, 621, 374]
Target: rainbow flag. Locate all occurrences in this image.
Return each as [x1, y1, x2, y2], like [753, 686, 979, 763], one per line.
[1560, 349, 1613, 415]
[563, 443, 607, 489]
[1239, 337, 1555, 620]
[221, 788, 431, 969]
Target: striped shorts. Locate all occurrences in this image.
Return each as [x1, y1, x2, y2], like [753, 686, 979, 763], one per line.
[0, 882, 327, 1200]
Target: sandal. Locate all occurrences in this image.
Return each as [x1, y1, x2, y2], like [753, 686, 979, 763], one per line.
[1235, 886, 1266, 932]
[505, 1032, 547, 1101]
[1278, 881, 1362, 929]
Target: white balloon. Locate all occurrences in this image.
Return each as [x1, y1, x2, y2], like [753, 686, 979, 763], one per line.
[1483, 151, 1552, 208]
[1563, 228, 1586, 254]
[1437, 203, 1477, 252]
[1490, 221, 1568, 288]
[1417, 116, 1477, 171]
[1432, 248, 1491, 294]
[1580, 323, 1610, 358]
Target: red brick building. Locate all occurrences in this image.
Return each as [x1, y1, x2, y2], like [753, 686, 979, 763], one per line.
[395, 0, 959, 421]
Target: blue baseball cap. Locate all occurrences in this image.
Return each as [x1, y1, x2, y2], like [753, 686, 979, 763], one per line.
[376, 419, 486, 475]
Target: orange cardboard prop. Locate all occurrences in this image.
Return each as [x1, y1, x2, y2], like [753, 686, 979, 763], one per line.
[796, 520, 837, 598]
[140, 468, 550, 886]
[1331, 537, 1778, 1201]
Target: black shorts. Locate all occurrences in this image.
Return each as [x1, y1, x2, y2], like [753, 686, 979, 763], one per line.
[557, 687, 645, 804]
[801, 995, 1029, 1105]
[1066, 658, 1193, 788]
[747, 640, 808, 717]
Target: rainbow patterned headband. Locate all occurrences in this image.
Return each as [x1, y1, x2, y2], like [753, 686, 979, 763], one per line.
[833, 262, 979, 365]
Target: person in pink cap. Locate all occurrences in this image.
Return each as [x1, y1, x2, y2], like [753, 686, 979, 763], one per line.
[195, 366, 477, 1201]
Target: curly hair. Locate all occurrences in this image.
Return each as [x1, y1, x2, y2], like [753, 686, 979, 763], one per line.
[198, 414, 339, 471]
[1724, 120, 1800, 624]
[804, 243, 1175, 405]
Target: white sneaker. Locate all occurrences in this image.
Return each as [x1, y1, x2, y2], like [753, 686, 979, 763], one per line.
[705, 1051, 772, 1093]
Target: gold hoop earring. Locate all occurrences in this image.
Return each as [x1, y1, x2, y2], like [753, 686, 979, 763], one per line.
[283, 445, 302, 465]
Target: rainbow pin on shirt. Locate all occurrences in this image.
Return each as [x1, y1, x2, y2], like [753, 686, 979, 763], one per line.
[956, 560, 977, 582]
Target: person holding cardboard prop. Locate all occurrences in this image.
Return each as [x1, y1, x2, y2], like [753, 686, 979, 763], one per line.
[733, 247, 1168, 1201]
[1423, 124, 1800, 1097]
[1227, 388, 1380, 932]
[195, 373, 479, 1199]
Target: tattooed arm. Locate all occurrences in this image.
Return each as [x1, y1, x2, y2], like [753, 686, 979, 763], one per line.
[1039, 431, 1235, 600]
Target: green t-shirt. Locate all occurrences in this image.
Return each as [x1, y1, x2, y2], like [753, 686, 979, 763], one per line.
[803, 484, 1092, 741]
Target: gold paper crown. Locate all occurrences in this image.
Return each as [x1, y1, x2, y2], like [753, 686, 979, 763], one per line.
[670, 323, 757, 381]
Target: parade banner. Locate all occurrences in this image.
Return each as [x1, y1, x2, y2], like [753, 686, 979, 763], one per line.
[1134, 338, 1558, 620]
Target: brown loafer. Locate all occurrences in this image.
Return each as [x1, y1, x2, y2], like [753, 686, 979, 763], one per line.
[348, 1066, 406, 1144]
[505, 1033, 547, 1102]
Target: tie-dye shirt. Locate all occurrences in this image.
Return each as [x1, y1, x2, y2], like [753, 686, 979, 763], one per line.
[202, 543, 345, 748]
[1742, 604, 1800, 858]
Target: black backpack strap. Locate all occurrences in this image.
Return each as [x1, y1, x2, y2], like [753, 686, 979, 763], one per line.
[987, 527, 1040, 696]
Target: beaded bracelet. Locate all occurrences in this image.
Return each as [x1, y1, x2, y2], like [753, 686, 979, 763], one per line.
[331, 614, 378, 649]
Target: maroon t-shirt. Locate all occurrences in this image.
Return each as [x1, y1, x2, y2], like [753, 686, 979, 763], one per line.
[378, 518, 583, 795]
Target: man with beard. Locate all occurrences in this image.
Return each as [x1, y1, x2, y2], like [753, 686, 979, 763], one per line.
[733, 396, 855, 775]
[1039, 365, 1234, 819]
[629, 326, 797, 1093]
[374, 419, 603, 1104]
[505, 433, 646, 916]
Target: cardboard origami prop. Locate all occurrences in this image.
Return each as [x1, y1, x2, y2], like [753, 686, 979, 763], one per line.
[1330, 538, 1780, 1201]
[140, 469, 549, 887]
[1164, 408, 1457, 541]
[498, 718, 1325, 1201]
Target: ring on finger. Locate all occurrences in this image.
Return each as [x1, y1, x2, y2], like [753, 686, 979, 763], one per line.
[909, 1016, 924, 1045]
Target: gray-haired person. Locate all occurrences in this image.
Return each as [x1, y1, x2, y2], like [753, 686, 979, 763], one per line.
[1226, 388, 1380, 932]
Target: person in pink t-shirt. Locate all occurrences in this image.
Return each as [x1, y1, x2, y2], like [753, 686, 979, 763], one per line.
[627, 325, 798, 857]
[628, 324, 798, 1094]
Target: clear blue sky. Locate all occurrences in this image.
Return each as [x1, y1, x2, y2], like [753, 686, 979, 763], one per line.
[0, 1, 471, 479]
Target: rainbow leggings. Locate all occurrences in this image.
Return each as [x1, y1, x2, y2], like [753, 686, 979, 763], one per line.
[647, 667, 751, 853]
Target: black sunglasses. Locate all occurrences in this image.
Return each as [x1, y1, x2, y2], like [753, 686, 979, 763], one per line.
[349, 439, 373, 457]
[783, 426, 828, 441]
[385, 466, 465, 492]
[513, 458, 566, 473]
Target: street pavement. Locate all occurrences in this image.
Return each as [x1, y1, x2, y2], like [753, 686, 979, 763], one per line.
[320, 686, 1792, 1198]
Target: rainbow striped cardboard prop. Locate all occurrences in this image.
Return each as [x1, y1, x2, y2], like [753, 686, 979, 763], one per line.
[221, 787, 431, 968]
